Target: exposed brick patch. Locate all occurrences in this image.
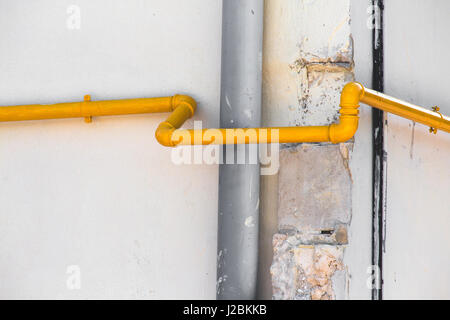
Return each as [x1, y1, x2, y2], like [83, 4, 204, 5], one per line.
[271, 234, 345, 300]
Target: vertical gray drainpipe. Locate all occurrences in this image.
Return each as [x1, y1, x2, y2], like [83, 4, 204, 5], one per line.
[217, 0, 264, 300]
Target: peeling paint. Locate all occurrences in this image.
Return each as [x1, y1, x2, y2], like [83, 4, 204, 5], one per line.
[255, 198, 260, 211]
[340, 142, 354, 183]
[245, 216, 256, 228]
[264, 0, 355, 301]
[244, 109, 253, 120]
[262, 0, 354, 128]
[225, 95, 232, 110]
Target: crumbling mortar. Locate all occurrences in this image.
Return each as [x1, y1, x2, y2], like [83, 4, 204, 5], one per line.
[271, 233, 346, 300]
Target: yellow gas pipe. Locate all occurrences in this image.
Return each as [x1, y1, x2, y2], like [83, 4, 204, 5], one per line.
[0, 82, 448, 145]
[155, 82, 450, 146]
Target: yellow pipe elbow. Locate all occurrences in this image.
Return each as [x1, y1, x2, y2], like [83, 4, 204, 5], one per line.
[154, 95, 197, 147]
[171, 95, 197, 116]
[328, 83, 363, 143]
[155, 121, 177, 147]
[329, 116, 359, 144]
[340, 82, 365, 107]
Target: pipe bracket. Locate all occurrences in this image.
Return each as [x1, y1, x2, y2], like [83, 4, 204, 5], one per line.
[429, 106, 443, 134]
[84, 94, 92, 124]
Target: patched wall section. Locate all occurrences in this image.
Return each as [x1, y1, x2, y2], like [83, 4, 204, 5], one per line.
[272, 235, 346, 300]
[278, 144, 353, 234]
[265, 0, 354, 300]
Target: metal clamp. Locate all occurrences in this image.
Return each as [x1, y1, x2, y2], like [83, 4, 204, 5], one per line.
[429, 106, 443, 134]
[84, 95, 92, 123]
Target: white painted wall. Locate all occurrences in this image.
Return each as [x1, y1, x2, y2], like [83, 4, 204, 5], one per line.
[0, 0, 221, 299]
[383, 0, 450, 299]
[346, 0, 374, 300]
[1, 0, 447, 301]
[351, 0, 450, 299]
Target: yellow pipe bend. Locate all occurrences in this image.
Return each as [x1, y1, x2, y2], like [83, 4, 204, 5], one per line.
[155, 95, 196, 147]
[155, 82, 363, 146]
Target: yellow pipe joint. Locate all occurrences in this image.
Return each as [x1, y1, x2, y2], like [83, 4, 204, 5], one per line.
[328, 82, 364, 144]
[155, 95, 196, 147]
[340, 81, 365, 108]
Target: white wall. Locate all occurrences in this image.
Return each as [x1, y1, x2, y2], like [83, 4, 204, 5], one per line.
[0, 0, 221, 299]
[383, 0, 450, 299]
[350, 0, 450, 299]
[2, 0, 447, 301]
[346, 0, 374, 300]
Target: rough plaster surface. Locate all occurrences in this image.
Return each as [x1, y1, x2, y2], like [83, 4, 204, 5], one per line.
[271, 233, 345, 300]
[295, 0, 352, 64]
[272, 143, 353, 300]
[278, 144, 353, 233]
[263, 0, 353, 127]
[295, 66, 354, 126]
[264, 0, 354, 300]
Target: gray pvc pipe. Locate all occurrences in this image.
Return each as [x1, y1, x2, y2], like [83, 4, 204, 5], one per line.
[217, 0, 264, 300]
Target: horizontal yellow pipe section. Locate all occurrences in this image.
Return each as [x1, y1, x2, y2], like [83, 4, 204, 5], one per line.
[171, 126, 329, 145]
[0, 96, 177, 122]
[0, 82, 448, 146]
[360, 88, 450, 133]
[163, 118, 358, 146]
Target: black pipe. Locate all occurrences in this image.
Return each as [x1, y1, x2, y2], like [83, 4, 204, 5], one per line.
[371, 0, 385, 301]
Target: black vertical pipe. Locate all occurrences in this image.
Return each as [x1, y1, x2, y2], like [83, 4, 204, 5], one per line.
[371, 0, 385, 301]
